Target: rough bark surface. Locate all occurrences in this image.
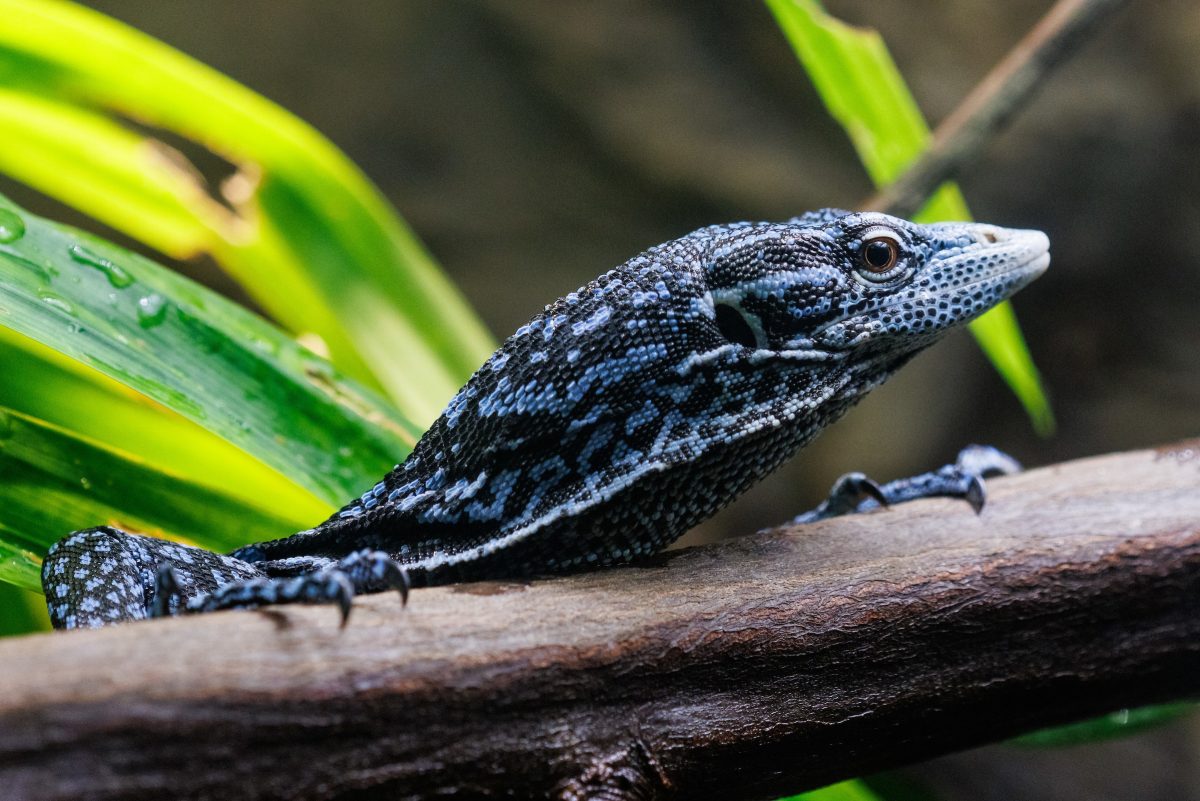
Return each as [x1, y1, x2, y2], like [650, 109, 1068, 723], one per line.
[2, 443, 1199, 801]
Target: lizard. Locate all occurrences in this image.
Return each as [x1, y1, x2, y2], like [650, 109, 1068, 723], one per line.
[41, 209, 1049, 630]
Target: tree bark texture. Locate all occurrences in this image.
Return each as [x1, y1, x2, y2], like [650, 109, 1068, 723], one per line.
[1, 442, 1199, 801]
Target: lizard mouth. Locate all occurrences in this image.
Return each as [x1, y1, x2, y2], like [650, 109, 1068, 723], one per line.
[918, 225, 1051, 306]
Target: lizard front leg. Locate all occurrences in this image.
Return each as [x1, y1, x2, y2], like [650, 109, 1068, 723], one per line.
[792, 445, 1022, 524]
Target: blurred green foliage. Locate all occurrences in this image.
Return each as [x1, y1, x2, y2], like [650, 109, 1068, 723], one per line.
[1010, 704, 1198, 747]
[782, 780, 885, 801]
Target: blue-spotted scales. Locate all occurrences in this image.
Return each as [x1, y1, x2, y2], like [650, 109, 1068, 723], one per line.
[42, 210, 1049, 629]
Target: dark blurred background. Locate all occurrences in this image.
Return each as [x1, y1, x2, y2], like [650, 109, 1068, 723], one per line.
[11, 1, 1200, 798]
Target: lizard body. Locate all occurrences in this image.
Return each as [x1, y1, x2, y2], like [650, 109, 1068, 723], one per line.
[42, 210, 1049, 629]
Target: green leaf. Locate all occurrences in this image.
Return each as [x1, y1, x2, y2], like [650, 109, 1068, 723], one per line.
[0, 328, 329, 520]
[764, 0, 1054, 434]
[0, 192, 420, 509]
[0, 88, 212, 258]
[0, 530, 43, 593]
[0, 582, 49, 635]
[0, 0, 495, 425]
[779, 780, 884, 801]
[0, 405, 307, 590]
[1010, 703, 1198, 747]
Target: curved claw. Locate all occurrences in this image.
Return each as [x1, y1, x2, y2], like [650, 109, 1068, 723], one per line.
[151, 563, 182, 619]
[333, 572, 355, 628]
[957, 445, 1020, 515]
[340, 549, 411, 609]
[829, 472, 889, 509]
[384, 562, 411, 607]
[792, 471, 892, 524]
[964, 474, 987, 515]
[853, 475, 889, 508]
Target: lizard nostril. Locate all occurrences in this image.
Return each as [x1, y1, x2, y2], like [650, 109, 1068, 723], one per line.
[979, 231, 998, 244]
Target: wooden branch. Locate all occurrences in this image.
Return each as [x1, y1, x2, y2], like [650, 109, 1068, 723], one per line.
[2, 443, 1199, 801]
[863, 0, 1129, 218]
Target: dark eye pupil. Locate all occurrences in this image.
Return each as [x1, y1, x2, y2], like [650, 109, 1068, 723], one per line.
[714, 303, 758, 348]
[862, 239, 896, 270]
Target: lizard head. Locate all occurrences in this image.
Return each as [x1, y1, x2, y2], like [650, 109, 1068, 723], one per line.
[700, 209, 1050, 370]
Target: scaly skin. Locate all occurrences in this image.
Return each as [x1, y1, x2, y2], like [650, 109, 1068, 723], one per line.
[42, 210, 1049, 629]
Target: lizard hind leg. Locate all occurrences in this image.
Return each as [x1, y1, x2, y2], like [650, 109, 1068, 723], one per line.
[186, 549, 410, 627]
[42, 526, 262, 629]
[792, 445, 1022, 524]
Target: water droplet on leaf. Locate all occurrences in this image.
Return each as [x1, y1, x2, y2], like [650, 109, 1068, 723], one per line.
[137, 294, 168, 328]
[0, 208, 25, 243]
[79, 476, 92, 491]
[68, 244, 134, 288]
[248, 335, 279, 356]
[38, 291, 74, 314]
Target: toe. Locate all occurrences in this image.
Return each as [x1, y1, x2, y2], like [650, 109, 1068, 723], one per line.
[964, 475, 987, 514]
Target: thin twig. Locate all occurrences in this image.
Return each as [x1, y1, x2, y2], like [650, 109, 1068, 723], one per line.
[864, 0, 1129, 218]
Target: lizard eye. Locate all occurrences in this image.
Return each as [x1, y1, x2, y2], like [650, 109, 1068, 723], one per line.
[714, 302, 758, 348]
[855, 228, 907, 283]
[860, 237, 898, 273]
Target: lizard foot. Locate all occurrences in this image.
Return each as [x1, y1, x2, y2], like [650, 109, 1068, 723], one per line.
[792, 444, 1021, 524]
[183, 549, 410, 627]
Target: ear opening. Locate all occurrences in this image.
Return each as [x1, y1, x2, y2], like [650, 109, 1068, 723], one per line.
[713, 303, 759, 348]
